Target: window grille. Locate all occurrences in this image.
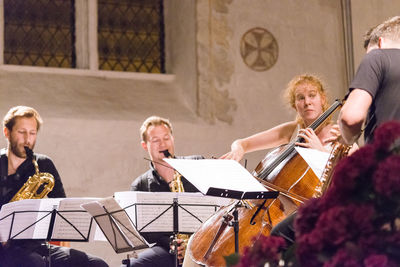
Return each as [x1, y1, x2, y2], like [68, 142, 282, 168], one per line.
[98, 0, 165, 73]
[4, 0, 76, 68]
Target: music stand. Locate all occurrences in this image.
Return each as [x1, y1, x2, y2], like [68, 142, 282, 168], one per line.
[163, 159, 279, 254]
[113, 191, 226, 266]
[0, 198, 99, 267]
[0, 198, 97, 242]
[81, 197, 150, 254]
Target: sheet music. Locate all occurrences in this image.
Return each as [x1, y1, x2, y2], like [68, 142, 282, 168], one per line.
[97, 197, 148, 247]
[164, 159, 268, 195]
[177, 193, 228, 232]
[81, 198, 149, 250]
[116, 191, 173, 232]
[295, 147, 330, 180]
[0, 198, 61, 241]
[52, 198, 100, 240]
[114, 191, 228, 233]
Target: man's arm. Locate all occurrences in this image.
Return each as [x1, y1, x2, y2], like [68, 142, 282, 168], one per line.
[339, 89, 373, 144]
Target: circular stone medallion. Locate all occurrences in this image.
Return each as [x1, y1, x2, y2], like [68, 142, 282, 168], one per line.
[240, 27, 278, 71]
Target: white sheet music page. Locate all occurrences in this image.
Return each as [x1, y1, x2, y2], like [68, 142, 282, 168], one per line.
[295, 147, 330, 180]
[164, 159, 268, 194]
[52, 198, 100, 241]
[176, 193, 227, 233]
[115, 191, 174, 233]
[0, 198, 61, 241]
[114, 191, 231, 233]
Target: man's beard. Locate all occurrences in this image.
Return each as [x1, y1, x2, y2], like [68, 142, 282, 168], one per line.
[9, 137, 35, 159]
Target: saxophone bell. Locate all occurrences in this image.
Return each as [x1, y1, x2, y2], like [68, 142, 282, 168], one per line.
[160, 150, 185, 193]
[10, 147, 55, 202]
[169, 233, 189, 264]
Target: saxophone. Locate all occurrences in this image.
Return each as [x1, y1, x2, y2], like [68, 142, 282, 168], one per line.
[161, 150, 185, 193]
[314, 142, 351, 197]
[10, 147, 55, 202]
[161, 150, 189, 264]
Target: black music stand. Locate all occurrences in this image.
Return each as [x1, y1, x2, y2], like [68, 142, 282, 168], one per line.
[81, 197, 150, 254]
[0, 198, 98, 267]
[0, 209, 94, 242]
[0, 199, 96, 242]
[113, 191, 224, 266]
[163, 158, 279, 255]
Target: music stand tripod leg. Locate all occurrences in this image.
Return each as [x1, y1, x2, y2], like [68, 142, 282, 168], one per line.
[45, 206, 58, 267]
[228, 202, 241, 254]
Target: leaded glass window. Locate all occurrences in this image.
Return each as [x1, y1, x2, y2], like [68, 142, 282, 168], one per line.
[98, 0, 165, 73]
[4, 0, 76, 68]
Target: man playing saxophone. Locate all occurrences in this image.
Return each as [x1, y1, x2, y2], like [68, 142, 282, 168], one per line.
[0, 106, 108, 267]
[126, 116, 202, 267]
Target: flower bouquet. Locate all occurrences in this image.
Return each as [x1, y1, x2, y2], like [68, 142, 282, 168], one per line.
[230, 121, 400, 267]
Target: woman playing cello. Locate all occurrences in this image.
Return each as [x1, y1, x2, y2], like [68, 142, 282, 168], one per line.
[184, 74, 357, 267]
[220, 73, 357, 250]
[221, 74, 344, 161]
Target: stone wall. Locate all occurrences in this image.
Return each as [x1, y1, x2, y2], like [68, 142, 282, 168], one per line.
[0, 1, 399, 265]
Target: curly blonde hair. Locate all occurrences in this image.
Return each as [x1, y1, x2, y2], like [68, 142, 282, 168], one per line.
[284, 74, 329, 127]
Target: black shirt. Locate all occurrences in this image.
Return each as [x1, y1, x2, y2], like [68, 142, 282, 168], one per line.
[349, 49, 400, 143]
[0, 148, 66, 209]
[130, 155, 203, 249]
[131, 155, 203, 193]
[0, 148, 66, 249]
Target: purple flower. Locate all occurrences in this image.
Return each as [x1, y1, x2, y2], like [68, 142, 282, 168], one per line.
[373, 155, 400, 198]
[323, 144, 378, 206]
[296, 234, 323, 267]
[315, 205, 373, 246]
[373, 121, 400, 154]
[363, 254, 389, 267]
[236, 121, 400, 267]
[295, 197, 324, 235]
[323, 248, 361, 267]
[357, 235, 381, 255]
[236, 235, 286, 267]
[296, 204, 375, 266]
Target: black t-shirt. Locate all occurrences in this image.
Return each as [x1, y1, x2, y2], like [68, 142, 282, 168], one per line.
[130, 155, 203, 249]
[131, 155, 203, 193]
[0, 148, 66, 249]
[0, 148, 66, 208]
[349, 48, 400, 143]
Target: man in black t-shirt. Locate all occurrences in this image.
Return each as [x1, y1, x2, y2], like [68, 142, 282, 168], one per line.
[0, 106, 108, 267]
[126, 116, 202, 267]
[270, 16, 400, 251]
[340, 16, 400, 144]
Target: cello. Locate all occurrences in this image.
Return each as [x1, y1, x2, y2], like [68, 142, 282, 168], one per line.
[186, 100, 344, 267]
